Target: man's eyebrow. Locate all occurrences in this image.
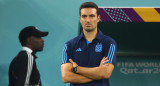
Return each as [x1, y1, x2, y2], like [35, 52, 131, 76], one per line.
[90, 13, 95, 15]
[81, 14, 87, 16]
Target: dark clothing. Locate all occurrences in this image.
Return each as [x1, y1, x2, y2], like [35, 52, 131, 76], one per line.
[9, 49, 41, 86]
[62, 29, 117, 86]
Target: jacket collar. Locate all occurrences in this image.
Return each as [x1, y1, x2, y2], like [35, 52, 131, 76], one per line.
[22, 46, 33, 54]
[79, 29, 103, 40]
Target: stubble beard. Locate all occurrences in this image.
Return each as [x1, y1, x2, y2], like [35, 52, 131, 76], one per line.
[84, 27, 95, 32]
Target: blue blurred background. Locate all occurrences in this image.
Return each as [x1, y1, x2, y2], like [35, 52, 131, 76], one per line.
[0, 0, 160, 86]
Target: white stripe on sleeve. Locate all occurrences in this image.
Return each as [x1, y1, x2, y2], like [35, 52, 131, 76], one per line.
[24, 52, 33, 86]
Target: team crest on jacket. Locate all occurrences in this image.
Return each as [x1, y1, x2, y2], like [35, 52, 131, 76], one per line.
[95, 43, 102, 52]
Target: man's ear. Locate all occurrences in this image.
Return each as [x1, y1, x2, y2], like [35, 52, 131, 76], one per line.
[79, 16, 82, 23]
[26, 37, 32, 45]
[98, 15, 100, 22]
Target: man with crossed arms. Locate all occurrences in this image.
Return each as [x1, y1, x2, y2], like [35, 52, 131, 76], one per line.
[61, 2, 117, 86]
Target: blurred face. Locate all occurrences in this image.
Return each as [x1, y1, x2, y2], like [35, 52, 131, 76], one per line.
[79, 8, 100, 32]
[29, 36, 44, 52]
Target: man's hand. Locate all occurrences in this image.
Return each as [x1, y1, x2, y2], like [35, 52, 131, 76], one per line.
[68, 57, 114, 80]
[99, 57, 108, 67]
[69, 59, 78, 67]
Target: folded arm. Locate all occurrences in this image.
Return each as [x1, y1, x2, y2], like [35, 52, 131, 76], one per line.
[69, 57, 114, 80]
[76, 63, 114, 80]
[61, 63, 93, 84]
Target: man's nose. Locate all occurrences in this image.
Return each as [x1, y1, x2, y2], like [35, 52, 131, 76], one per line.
[41, 38, 44, 42]
[86, 17, 90, 22]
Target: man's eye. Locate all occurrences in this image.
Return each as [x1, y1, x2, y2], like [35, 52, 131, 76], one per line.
[82, 15, 87, 18]
[90, 15, 95, 17]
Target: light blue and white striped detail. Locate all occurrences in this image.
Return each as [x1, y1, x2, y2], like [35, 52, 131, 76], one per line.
[107, 44, 115, 63]
[76, 48, 82, 52]
[62, 44, 68, 64]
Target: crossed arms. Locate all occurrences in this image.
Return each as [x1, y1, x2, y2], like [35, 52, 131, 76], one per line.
[61, 57, 114, 84]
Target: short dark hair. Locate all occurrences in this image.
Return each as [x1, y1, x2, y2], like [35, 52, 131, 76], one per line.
[79, 2, 99, 16]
